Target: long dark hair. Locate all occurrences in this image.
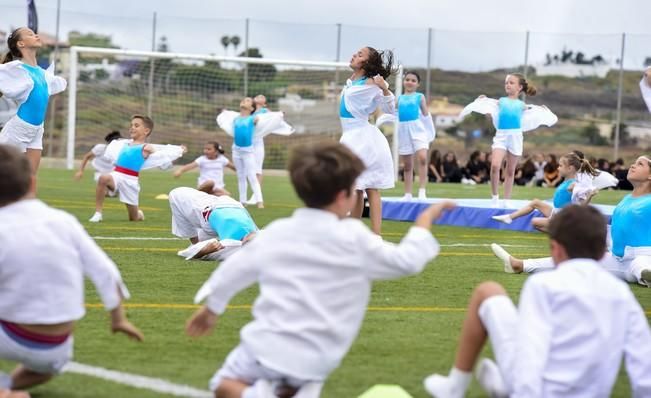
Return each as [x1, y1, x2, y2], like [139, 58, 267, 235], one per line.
[2, 28, 24, 64]
[361, 47, 397, 79]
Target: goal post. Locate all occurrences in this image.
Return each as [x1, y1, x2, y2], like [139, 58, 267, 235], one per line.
[66, 46, 402, 175]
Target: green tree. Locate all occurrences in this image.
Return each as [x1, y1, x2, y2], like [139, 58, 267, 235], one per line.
[68, 31, 119, 48]
[582, 122, 608, 146]
[239, 48, 276, 82]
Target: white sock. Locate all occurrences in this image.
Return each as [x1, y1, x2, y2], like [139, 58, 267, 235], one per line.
[418, 188, 427, 197]
[492, 214, 513, 224]
[0, 372, 12, 389]
[491, 195, 499, 201]
[448, 367, 472, 394]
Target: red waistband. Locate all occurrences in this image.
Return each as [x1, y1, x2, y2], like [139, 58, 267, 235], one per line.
[0, 320, 70, 344]
[114, 166, 140, 176]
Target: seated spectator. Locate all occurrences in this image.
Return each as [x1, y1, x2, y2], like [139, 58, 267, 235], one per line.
[597, 158, 611, 173]
[428, 150, 443, 183]
[463, 150, 489, 185]
[514, 156, 536, 186]
[531, 153, 546, 186]
[612, 158, 633, 190]
[442, 152, 463, 183]
[542, 154, 562, 187]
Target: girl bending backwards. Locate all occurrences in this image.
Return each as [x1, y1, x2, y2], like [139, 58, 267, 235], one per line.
[460, 74, 557, 207]
[340, 47, 397, 234]
[216, 98, 293, 208]
[0, 28, 66, 173]
[491, 156, 651, 286]
[174, 141, 235, 196]
[491, 152, 614, 231]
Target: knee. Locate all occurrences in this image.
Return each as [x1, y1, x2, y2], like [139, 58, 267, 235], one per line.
[474, 281, 507, 301]
[490, 164, 501, 175]
[97, 175, 111, 186]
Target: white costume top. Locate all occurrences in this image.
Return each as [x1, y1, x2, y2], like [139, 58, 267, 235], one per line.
[90, 143, 114, 174]
[512, 259, 651, 397]
[195, 155, 229, 188]
[640, 71, 651, 113]
[103, 139, 184, 171]
[572, 170, 618, 203]
[459, 97, 557, 132]
[0, 60, 67, 110]
[0, 199, 129, 324]
[168, 187, 245, 239]
[216, 111, 294, 143]
[194, 208, 440, 380]
[339, 79, 396, 190]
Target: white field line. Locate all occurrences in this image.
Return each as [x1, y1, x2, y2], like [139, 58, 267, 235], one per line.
[91, 236, 540, 249]
[93, 236, 182, 241]
[63, 362, 212, 398]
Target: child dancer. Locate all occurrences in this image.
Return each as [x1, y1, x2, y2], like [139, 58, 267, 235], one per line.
[216, 98, 293, 209]
[0, 28, 67, 173]
[74, 130, 122, 182]
[340, 46, 397, 234]
[186, 142, 453, 397]
[0, 144, 143, 395]
[250, 94, 269, 203]
[168, 187, 258, 261]
[88, 115, 185, 222]
[492, 152, 602, 231]
[641, 67, 651, 113]
[492, 156, 651, 285]
[173, 141, 235, 196]
[424, 205, 651, 398]
[460, 74, 557, 207]
[397, 71, 435, 200]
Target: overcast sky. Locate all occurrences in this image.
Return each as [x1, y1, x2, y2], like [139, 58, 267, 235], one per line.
[2, 0, 649, 71]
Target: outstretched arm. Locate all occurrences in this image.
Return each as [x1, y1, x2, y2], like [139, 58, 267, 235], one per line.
[74, 150, 95, 180]
[174, 161, 198, 178]
[420, 94, 429, 116]
[110, 296, 144, 341]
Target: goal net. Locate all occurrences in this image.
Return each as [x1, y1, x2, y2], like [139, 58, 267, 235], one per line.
[65, 46, 401, 171]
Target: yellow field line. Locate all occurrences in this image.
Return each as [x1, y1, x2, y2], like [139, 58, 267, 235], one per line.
[91, 226, 170, 231]
[382, 232, 546, 240]
[85, 302, 651, 315]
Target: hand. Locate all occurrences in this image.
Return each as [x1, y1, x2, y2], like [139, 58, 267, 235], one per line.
[74, 170, 83, 180]
[111, 319, 144, 342]
[478, 94, 486, 99]
[186, 306, 218, 337]
[173, 170, 182, 178]
[415, 201, 456, 229]
[181, 145, 188, 154]
[194, 240, 224, 258]
[372, 74, 388, 91]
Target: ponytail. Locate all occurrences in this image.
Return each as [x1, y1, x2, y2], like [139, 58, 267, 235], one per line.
[3, 28, 24, 64]
[208, 141, 225, 155]
[510, 73, 537, 96]
[579, 158, 599, 177]
[361, 47, 398, 80]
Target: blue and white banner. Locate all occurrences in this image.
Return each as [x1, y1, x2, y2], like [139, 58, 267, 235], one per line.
[27, 0, 38, 33]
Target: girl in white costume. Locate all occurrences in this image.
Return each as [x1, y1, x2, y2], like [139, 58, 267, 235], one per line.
[74, 130, 122, 182]
[491, 156, 651, 286]
[174, 141, 235, 196]
[340, 47, 397, 234]
[216, 97, 293, 209]
[641, 67, 651, 113]
[0, 145, 143, 395]
[0, 28, 67, 172]
[460, 74, 557, 207]
[397, 71, 436, 200]
[492, 152, 609, 231]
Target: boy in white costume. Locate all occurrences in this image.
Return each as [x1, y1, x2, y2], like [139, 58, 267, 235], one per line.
[185, 142, 454, 398]
[73, 130, 122, 182]
[88, 114, 185, 222]
[0, 144, 143, 396]
[424, 205, 651, 398]
[168, 186, 258, 261]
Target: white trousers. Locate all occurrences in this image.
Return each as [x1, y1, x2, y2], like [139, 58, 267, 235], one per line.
[523, 247, 651, 286]
[233, 150, 263, 204]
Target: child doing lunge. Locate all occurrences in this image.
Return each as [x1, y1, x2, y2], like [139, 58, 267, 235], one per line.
[185, 142, 454, 398]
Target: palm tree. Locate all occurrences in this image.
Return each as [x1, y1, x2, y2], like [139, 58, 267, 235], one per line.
[230, 36, 241, 54]
[220, 35, 230, 55]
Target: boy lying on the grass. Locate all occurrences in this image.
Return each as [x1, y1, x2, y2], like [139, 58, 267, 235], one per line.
[168, 187, 258, 261]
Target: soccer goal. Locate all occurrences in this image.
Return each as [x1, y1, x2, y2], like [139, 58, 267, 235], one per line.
[66, 46, 403, 172]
